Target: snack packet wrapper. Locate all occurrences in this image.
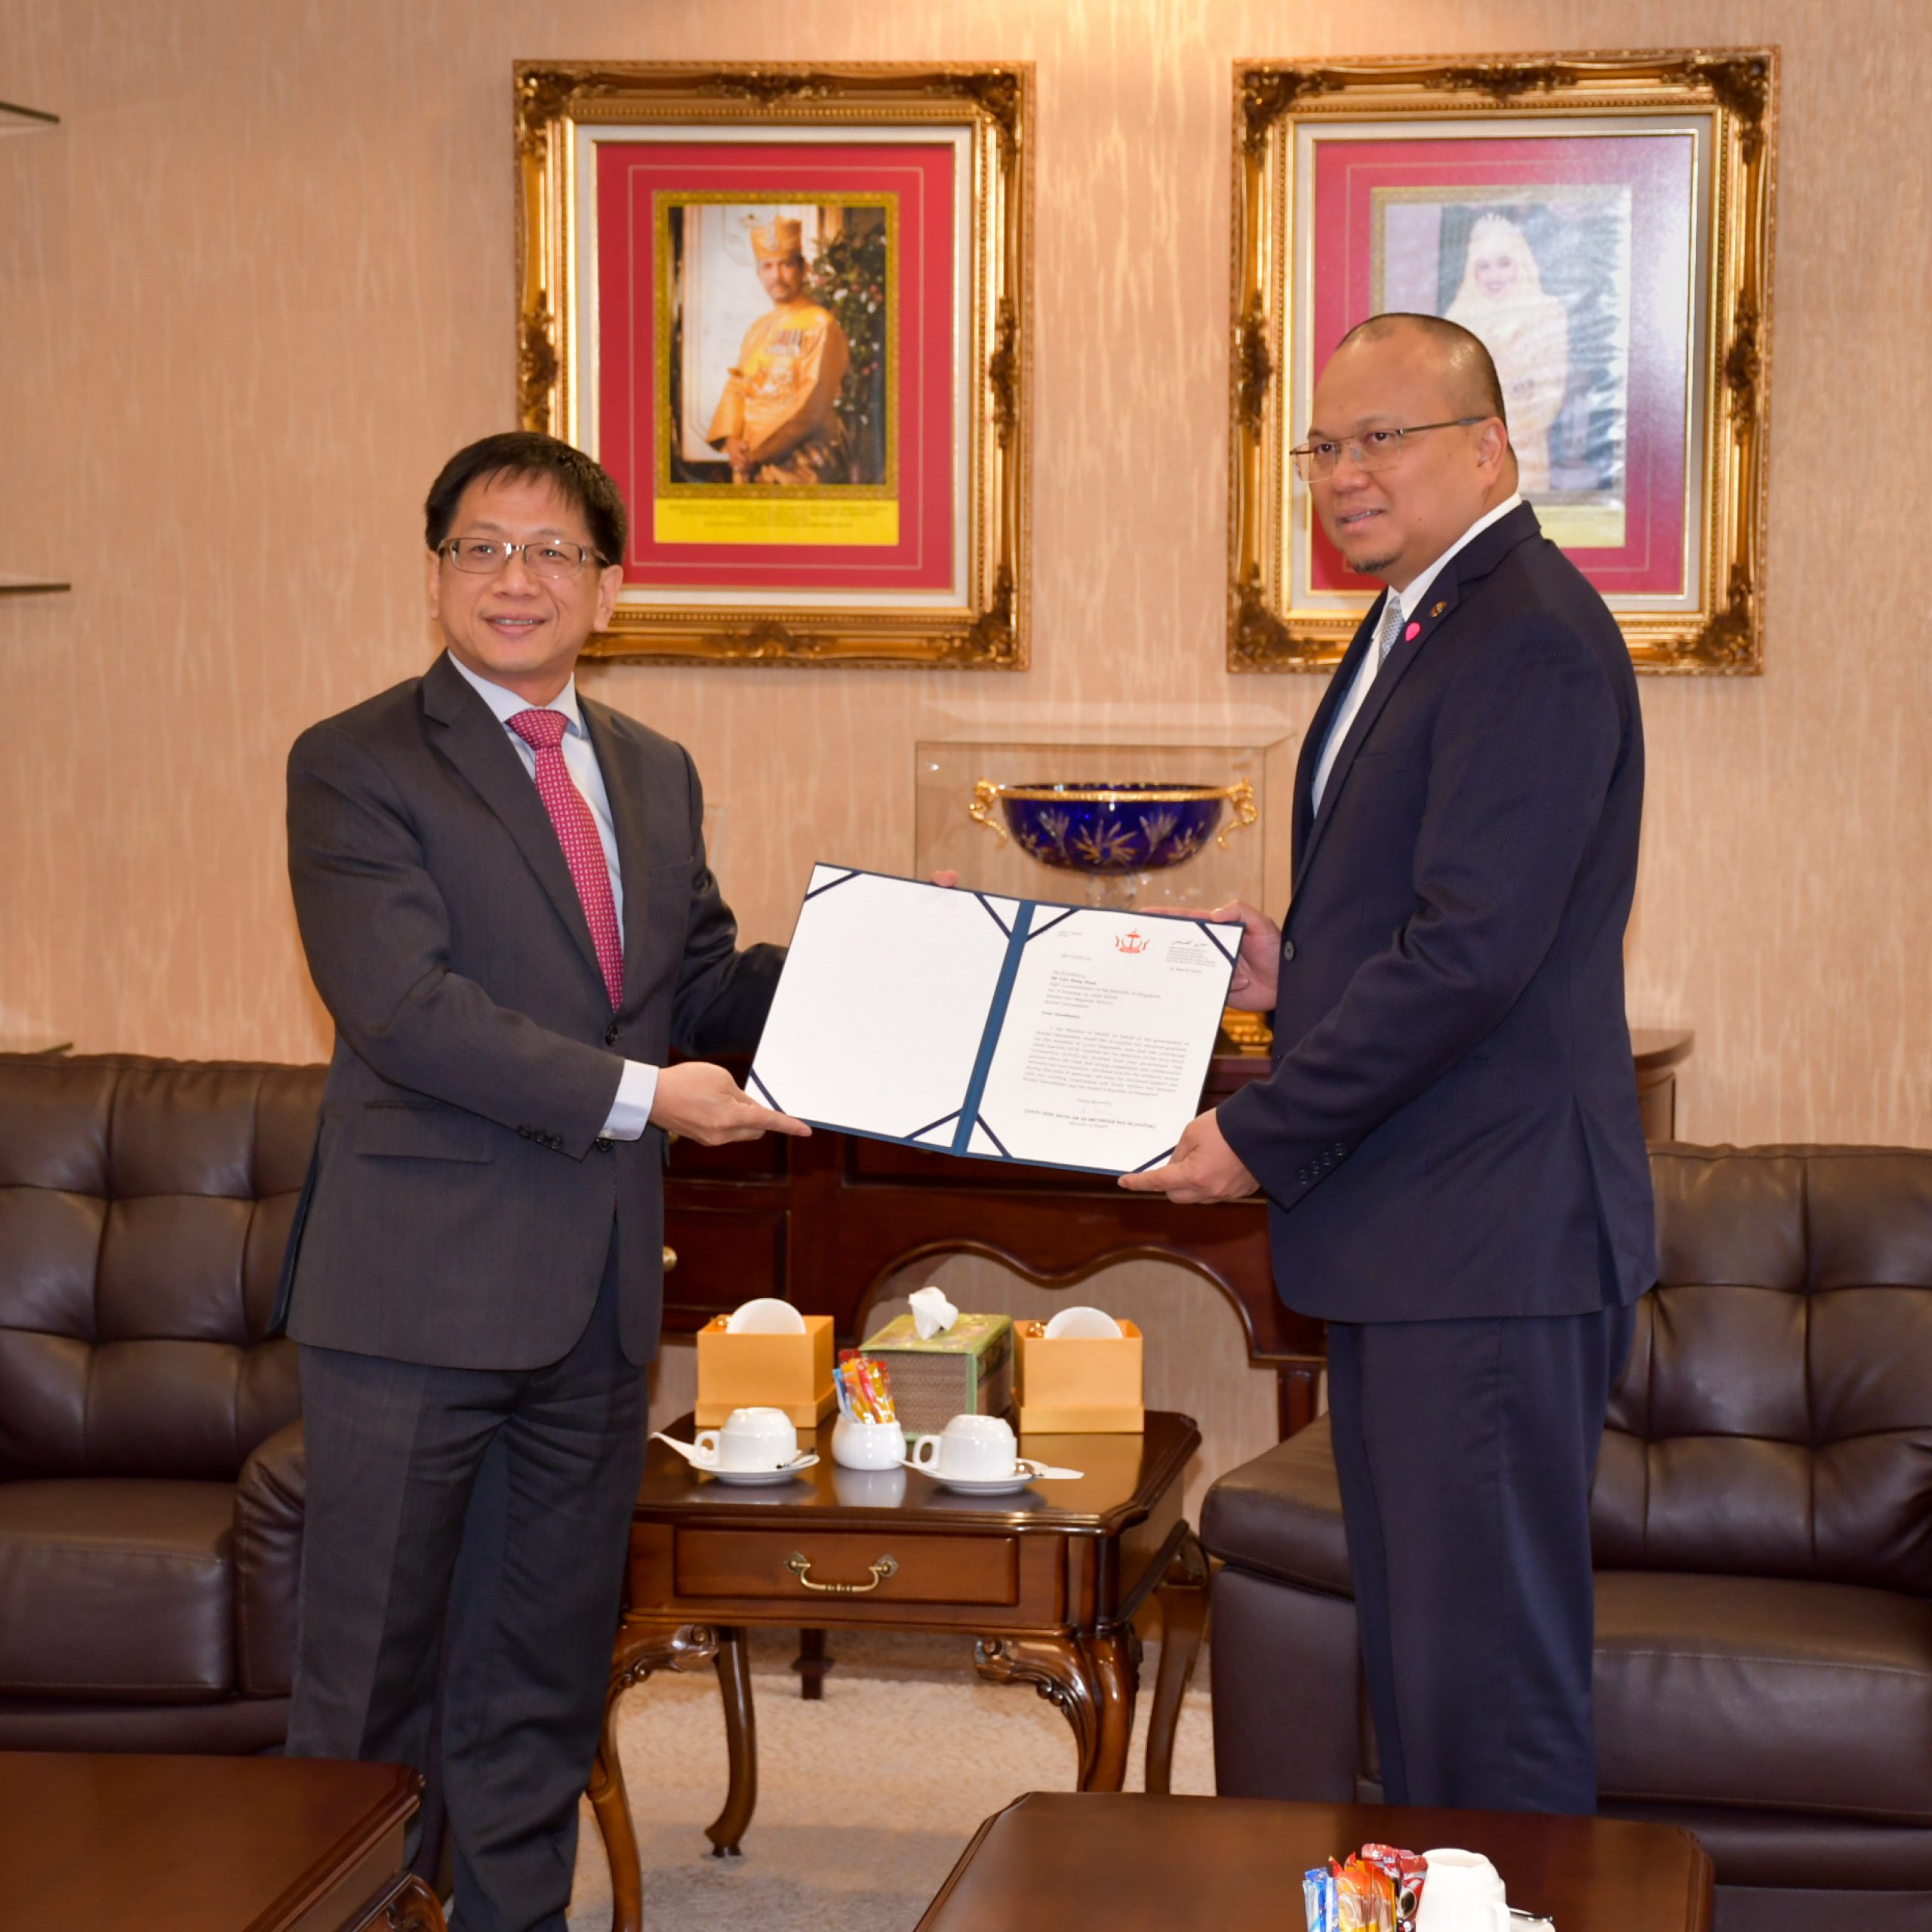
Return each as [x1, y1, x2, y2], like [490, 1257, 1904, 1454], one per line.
[1360, 1844, 1428, 1932]
[1331, 1855, 1395, 1931]
[1303, 1866, 1337, 1932]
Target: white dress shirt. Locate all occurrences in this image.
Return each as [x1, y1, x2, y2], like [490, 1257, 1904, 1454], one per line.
[448, 652, 657, 1138]
[1310, 494, 1524, 814]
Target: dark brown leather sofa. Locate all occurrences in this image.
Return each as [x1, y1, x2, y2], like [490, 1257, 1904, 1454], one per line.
[1203, 1145, 1932, 1932]
[0, 1054, 318, 1750]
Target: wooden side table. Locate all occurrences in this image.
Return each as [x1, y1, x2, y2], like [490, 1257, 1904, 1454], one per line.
[591, 1411, 1207, 1932]
[0, 1752, 445, 1930]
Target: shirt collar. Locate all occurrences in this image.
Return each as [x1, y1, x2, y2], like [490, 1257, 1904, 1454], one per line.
[446, 650, 585, 739]
[1391, 492, 1524, 618]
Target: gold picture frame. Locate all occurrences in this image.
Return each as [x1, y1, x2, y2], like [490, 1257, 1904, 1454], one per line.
[1228, 51, 1778, 675]
[515, 60, 1032, 668]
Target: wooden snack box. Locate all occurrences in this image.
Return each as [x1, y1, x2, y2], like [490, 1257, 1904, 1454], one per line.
[694, 1312, 837, 1428]
[860, 1312, 1014, 1435]
[1016, 1318, 1145, 1434]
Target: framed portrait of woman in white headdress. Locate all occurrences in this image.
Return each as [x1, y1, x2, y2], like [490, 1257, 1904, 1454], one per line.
[1228, 52, 1777, 674]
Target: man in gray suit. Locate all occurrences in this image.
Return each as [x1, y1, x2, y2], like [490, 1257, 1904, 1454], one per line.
[279, 431, 804, 1932]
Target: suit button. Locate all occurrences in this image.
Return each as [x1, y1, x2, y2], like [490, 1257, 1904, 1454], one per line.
[595, 1137, 614, 1152]
[603, 1023, 620, 1046]
[517, 1125, 532, 1139]
[1281, 940, 1297, 962]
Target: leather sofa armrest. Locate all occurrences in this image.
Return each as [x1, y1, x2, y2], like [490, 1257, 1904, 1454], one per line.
[233, 1420, 305, 1697]
[1201, 1413, 1353, 1596]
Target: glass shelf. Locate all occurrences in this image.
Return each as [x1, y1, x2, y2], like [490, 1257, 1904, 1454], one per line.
[0, 100, 60, 135]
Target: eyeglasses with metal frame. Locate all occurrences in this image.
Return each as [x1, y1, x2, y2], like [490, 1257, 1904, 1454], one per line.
[1290, 417, 1488, 482]
[436, 538, 606, 579]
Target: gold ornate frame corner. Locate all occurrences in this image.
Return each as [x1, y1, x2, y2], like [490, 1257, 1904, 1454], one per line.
[1227, 50, 1778, 675]
[515, 60, 1032, 668]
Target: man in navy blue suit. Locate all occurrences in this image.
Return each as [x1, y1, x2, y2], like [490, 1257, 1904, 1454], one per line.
[1124, 313, 1654, 1814]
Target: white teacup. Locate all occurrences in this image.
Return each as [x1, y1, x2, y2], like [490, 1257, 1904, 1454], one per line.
[1416, 1849, 1508, 1932]
[910, 1413, 1017, 1481]
[693, 1406, 798, 1472]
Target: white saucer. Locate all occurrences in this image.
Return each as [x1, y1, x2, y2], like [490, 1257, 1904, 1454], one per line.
[702, 1453, 820, 1485]
[907, 1463, 1036, 1494]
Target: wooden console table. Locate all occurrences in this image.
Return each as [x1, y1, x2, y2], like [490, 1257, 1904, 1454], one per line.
[664, 1032, 1691, 1440]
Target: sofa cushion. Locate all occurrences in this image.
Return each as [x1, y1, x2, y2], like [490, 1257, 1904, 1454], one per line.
[0, 1479, 235, 1701]
[1596, 1570, 1932, 1826]
[0, 1056, 314, 1484]
[1200, 1414, 1351, 1595]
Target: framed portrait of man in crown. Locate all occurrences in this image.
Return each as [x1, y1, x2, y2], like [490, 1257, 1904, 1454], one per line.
[514, 62, 1032, 668]
[1227, 52, 1777, 675]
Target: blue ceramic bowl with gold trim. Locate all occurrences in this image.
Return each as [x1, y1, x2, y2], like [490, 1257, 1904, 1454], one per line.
[970, 779, 1256, 877]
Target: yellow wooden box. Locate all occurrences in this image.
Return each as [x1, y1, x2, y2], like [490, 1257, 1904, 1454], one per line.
[1015, 1319, 1145, 1433]
[694, 1313, 837, 1429]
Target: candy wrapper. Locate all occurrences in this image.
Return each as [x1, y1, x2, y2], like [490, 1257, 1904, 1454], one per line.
[1361, 1844, 1428, 1932]
[1303, 1866, 1337, 1932]
[833, 1352, 897, 1425]
[1331, 1855, 1395, 1931]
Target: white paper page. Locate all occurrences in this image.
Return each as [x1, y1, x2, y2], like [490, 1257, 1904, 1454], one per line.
[973, 911, 1239, 1174]
[751, 868, 1018, 1142]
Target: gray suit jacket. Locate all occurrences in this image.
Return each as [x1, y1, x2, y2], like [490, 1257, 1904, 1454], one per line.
[276, 651, 781, 1368]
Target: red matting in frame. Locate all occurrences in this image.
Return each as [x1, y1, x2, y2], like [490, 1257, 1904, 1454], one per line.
[1309, 133, 1695, 598]
[597, 140, 955, 594]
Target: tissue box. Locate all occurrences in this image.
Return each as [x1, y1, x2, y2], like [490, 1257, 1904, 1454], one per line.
[1016, 1319, 1144, 1433]
[694, 1313, 836, 1428]
[859, 1312, 1014, 1435]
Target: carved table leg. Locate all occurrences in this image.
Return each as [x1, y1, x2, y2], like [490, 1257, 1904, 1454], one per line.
[706, 1626, 759, 1858]
[792, 1626, 833, 1700]
[592, 1621, 719, 1932]
[974, 1633, 1104, 1788]
[1144, 1527, 1209, 1794]
[1084, 1629, 1140, 1792]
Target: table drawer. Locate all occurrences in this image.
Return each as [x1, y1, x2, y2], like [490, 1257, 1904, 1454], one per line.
[674, 1528, 1019, 1607]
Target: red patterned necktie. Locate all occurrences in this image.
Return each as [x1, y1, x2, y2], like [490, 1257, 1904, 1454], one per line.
[507, 707, 624, 1009]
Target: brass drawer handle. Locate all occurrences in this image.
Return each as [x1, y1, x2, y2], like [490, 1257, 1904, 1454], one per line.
[785, 1551, 898, 1595]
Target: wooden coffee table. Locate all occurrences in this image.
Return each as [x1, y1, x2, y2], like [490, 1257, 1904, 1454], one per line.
[590, 1410, 1207, 1932]
[0, 1752, 445, 1930]
[916, 1792, 1713, 1930]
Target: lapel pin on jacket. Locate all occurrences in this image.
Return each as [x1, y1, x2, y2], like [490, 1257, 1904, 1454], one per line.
[1430, 600, 1447, 617]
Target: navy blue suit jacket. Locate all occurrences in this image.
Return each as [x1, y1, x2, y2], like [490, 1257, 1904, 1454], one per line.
[1217, 503, 1655, 1322]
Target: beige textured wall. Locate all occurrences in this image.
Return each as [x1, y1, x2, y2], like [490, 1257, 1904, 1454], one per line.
[4, 0, 1929, 1159]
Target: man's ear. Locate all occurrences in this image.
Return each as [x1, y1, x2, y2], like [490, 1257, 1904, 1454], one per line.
[1476, 418, 1510, 475]
[425, 547, 443, 620]
[592, 560, 623, 631]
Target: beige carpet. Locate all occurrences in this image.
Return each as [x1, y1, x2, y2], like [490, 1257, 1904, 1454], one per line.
[564, 1626, 1216, 1931]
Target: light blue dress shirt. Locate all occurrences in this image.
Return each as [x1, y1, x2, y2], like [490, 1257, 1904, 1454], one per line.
[448, 652, 657, 1138]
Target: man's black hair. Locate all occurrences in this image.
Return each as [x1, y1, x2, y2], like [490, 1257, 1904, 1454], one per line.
[1336, 312, 1509, 427]
[423, 431, 628, 564]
